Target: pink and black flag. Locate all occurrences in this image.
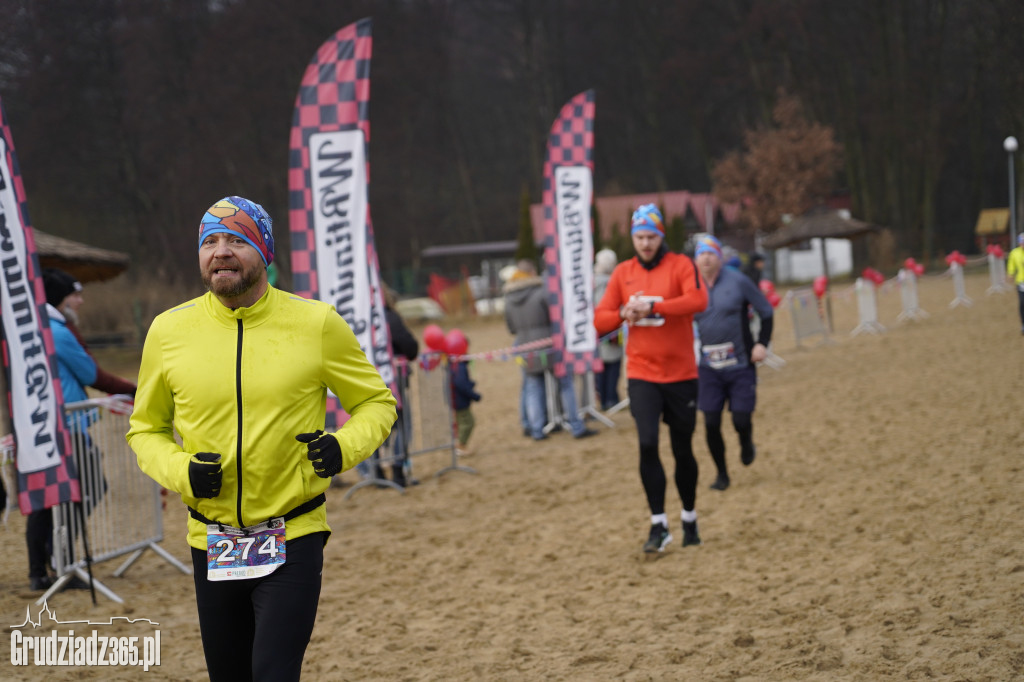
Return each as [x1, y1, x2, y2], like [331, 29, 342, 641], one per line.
[541, 90, 600, 378]
[287, 18, 396, 428]
[0, 96, 80, 513]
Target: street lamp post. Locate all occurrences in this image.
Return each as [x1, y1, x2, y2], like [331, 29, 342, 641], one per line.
[1006, 136, 1018, 247]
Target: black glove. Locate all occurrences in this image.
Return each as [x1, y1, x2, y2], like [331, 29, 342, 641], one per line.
[295, 430, 343, 478]
[189, 452, 222, 498]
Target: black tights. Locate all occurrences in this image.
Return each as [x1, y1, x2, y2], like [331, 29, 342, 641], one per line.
[628, 379, 698, 514]
[191, 532, 326, 682]
[703, 410, 753, 478]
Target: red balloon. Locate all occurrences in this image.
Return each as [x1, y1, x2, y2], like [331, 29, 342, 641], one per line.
[812, 275, 828, 298]
[913, 263, 925, 276]
[944, 250, 966, 266]
[861, 267, 884, 285]
[767, 291, 782, 308]
[988, 244, 1004, 259]
[423, 324, 446, 351]
[444, 329, 468, 356]
[904, 257, 917, 270]
[420, 354, 441, 371]
[758, 279, 776, 295]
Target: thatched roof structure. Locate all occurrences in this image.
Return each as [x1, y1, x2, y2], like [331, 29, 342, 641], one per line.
[759, 210, 881, 250]
[33, 229, 129, 283]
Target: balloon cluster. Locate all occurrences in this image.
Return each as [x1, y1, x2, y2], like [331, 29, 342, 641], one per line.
[758, 279, 782, 308]
[423, 324, 468, 356]
[944, 251, 967, 267]
[903, 257, 926, 276]
[986, 244, 1005, 259]
[861, 267, 885, 286]
[812, 275, 828, 299]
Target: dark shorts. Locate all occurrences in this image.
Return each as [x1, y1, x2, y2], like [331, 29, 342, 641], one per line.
[698, 364, 757, 413]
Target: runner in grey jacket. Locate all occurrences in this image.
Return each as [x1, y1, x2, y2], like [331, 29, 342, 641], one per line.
[693, 236, 773, 491]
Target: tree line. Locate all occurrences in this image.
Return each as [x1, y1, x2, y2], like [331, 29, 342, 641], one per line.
[1, 0, 1020, 292]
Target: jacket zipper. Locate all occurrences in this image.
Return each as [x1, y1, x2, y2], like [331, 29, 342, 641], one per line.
[235, 319, 244, 527]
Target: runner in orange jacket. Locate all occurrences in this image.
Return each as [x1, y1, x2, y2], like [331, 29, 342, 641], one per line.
[594, 204, 708, 552]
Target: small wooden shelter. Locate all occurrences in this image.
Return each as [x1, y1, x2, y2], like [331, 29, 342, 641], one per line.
[760, 210, 881, 279]
[33, 230, 129, 283]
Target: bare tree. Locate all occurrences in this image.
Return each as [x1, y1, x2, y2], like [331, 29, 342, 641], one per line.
[711, 90, 842, 236]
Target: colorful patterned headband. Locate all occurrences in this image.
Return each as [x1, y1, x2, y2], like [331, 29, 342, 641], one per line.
[630, 203, 665, 236]
[198, 196, 275, 266]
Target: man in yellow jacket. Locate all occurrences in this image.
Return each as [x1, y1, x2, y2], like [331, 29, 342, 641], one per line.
[1008, 233, 1024, 334]
[127, 196, 396, 681]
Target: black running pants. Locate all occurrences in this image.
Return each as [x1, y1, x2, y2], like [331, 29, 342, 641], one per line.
[191, 531, 326, 682]
[703, 409, 753, 478]
[628, 378, 699, 514]
[1018, 288, 1024, 329]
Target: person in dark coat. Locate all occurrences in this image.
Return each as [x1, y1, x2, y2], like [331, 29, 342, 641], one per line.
[384, 286, 420, 487]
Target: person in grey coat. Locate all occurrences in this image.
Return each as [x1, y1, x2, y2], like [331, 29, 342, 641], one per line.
[503, 259, 595, 440]
[593, 249, 624, 410]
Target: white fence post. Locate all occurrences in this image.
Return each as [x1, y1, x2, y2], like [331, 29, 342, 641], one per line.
[897, 269, 929, 322]
[948, 262, 973, 308]
[851, 278, 886, 336]
[987, 254, 1010, 295]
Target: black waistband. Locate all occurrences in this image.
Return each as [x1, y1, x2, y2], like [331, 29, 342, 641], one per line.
[187, 493, 326, 529]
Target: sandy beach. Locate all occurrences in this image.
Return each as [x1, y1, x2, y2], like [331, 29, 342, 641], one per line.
[2, 267, 1022, 681]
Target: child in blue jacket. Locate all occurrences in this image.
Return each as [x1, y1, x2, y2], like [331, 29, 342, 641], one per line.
[451, 350, 481, 456]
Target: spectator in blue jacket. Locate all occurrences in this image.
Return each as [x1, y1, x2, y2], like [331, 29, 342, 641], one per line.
[26, 269, 101, 590]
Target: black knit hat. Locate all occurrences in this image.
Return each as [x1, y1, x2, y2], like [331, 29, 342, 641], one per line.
[43, 268, 82, 307]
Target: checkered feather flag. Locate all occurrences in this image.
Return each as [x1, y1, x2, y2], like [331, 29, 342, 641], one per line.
[0, 95, 81, 513]
[541, 90, 601, 378]
[287, 18, 397, 428]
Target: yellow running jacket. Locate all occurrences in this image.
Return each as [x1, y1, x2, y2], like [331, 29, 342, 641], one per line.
[127, 286, 396, 550]
[1007, 246, 1024, 286]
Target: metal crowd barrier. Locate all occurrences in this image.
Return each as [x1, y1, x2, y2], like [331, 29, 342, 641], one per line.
[38, 396, 191, 605]
[345, 354, 474, 499]
[786, 287, 832, 348]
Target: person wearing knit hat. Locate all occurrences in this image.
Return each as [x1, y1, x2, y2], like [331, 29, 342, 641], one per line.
[503, 258, 597, 441]
[128, 196, 396, 680]
[42, 268, 137, 398]
[43, 268, 83, 310]
[694, 235, 774, 492]
[594, 203, 709, 553]
[29, 268, 134, 591]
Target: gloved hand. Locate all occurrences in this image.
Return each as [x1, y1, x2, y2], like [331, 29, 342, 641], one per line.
[295, 430, 343, 478]
[189, 452, 222, 498]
